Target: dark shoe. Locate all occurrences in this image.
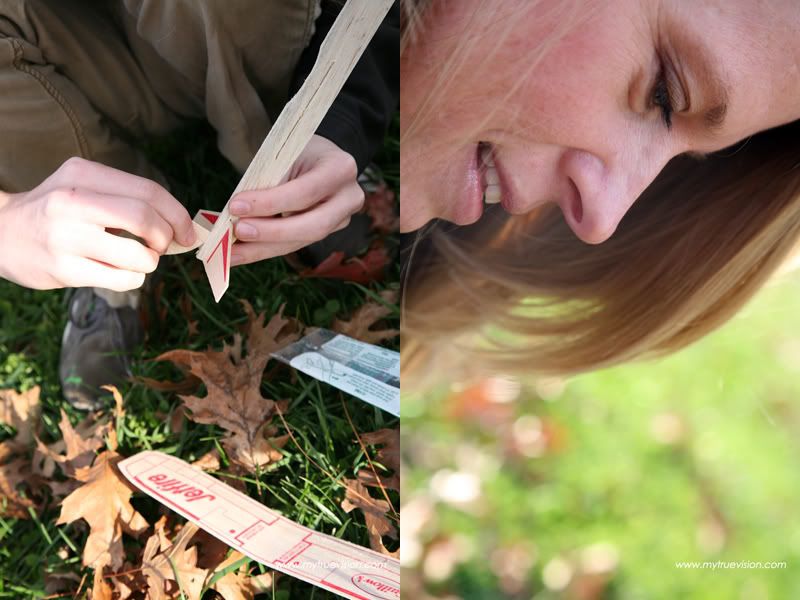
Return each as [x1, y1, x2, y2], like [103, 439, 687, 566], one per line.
[59, 288, 144, 410]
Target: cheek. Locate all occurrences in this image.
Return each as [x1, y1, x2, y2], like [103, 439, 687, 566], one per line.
[500, 4, 648, 146]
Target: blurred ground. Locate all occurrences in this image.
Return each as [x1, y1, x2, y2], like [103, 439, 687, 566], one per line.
[401, 270, 800, 599]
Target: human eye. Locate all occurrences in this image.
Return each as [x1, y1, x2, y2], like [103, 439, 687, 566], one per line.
[651, 63, 674, 130]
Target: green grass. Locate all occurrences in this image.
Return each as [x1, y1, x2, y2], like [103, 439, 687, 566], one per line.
[402, 272, 800, 599]
[0, 118, 399, 599]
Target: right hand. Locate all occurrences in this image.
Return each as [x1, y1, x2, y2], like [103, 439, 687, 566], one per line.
[0, 157, 196, 291]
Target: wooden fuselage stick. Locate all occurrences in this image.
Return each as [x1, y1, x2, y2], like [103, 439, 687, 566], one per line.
[196, 0, 394, 272]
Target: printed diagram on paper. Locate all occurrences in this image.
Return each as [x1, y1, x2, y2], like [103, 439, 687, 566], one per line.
[119, 451, 400, 600]
[272, 329, 400, 416]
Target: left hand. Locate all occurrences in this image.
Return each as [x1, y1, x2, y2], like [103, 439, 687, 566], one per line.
[228, 135, 365, 266]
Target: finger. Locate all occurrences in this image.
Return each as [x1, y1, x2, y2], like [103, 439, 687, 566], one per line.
[233, 186, 364, 244]
[52, 158, 196, 246]
[229, 241, 305, 266]
[230, 158, 354, 217]
[230, 214, 351, 266]
[332, 216, 351, 232]
[46, 189, 175, 254]
[58, 255, 146, 292]
[78, 230, 160, 274]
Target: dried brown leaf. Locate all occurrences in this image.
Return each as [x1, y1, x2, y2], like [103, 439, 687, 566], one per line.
[222, 422, 290, 473]
[100, 385, 126, 422]
[363, 181, 399, 235]
[210, 551, 276, 600]
[0, 454, 35, 518]
[135, 373, 202, 395]
[331, 290, 399, 344]
[341, 478, 398, 558]
[356, 427, 400, 492]
[192, 527, 231, 570]
[44, 571, 81, 595]
[156, 304, 299, 473]
[141, 522, 208, 600]
[299, 244, 390, 284]
[191, 448, 221, 472]
[90, 567, 113, 600]
[34, 410, 109, 496]
[0, 386, 40, 445]
[57, 451, 149, 569]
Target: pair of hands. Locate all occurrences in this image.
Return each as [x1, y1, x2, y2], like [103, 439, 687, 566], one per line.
[0, 135, 364, 291]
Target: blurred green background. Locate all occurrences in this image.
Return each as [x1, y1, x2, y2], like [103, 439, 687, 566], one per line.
[401, 270, 800, 599]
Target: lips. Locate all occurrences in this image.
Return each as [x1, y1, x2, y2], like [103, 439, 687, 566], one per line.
[445, 144, 485, 226]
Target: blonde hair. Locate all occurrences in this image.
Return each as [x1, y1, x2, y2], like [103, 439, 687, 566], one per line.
[400, 0, 800, 388]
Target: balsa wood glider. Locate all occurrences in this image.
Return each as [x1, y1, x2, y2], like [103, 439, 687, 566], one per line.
[120, 451, 400, 599]
[166, 0, 394, 302]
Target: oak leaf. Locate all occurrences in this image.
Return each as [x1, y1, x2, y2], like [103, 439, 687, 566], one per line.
[135, 372, 201, 395]
[331, 290, 399, 344]
[141, 522, 208, 600]
[34, 410, 110, 497]
[57, 450, 149, 569]
[156, 303, 299, 473]
[356, 428, 400, 492]
[341, 478, 398, 558]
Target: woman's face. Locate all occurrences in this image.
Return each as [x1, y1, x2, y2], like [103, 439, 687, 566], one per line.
[400, 0, 800, 240]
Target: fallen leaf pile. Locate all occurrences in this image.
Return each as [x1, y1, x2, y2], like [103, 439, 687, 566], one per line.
[0, 292, 400, 598]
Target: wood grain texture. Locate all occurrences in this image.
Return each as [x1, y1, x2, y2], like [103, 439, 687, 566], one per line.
[196, 0, 394, 269]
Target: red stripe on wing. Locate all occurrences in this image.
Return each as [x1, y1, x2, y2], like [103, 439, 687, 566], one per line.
[206, 229, 231, 283]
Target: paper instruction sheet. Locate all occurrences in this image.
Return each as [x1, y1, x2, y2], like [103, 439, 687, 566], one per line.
[271, 329, 400, 417]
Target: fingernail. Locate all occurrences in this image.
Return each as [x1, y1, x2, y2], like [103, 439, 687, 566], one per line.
[230, 200, 251, 215]
[230, 252, 244, 266]
[236, 222, 257, 239]
[184, 229, 197, 245]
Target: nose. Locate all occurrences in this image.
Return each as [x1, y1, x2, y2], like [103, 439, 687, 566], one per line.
[557, 143, 672, 244]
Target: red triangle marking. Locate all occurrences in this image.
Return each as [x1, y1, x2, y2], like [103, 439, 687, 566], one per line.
[221, 230, 229, 282]
[201, 211, 219, 224]
[206, 229, 230, 283]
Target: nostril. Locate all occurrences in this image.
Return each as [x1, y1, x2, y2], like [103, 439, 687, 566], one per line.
[567, 177, 583, 224]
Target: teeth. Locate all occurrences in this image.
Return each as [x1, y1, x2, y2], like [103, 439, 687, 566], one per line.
[480, 145, 502, 205]
[484, 184, 502, 204]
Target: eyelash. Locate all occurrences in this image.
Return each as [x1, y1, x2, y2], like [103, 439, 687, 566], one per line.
[652, 65, 674, 130]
